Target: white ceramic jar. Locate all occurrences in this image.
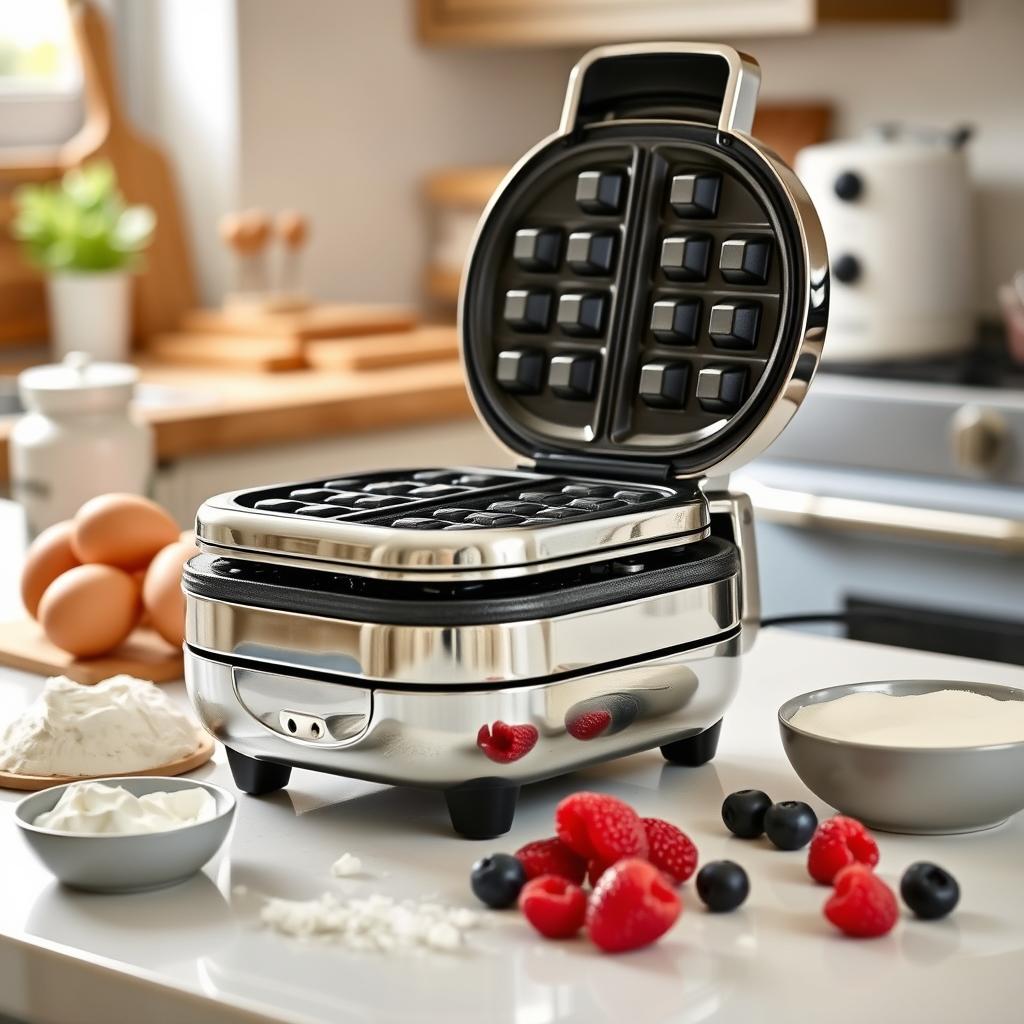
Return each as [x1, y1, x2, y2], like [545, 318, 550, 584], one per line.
[11, 352, 154, 536]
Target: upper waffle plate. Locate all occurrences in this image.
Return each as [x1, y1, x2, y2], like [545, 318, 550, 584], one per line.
[461, 46, 827, 480]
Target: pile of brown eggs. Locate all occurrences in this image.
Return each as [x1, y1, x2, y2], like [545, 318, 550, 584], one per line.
[21, 494, 197, 658]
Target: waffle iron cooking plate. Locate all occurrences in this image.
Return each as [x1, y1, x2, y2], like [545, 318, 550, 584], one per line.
[184, 43, 828, 838]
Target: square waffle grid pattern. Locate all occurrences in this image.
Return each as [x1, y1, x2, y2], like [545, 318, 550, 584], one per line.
[614, 144, 782, 448]
[477, 136, 787, 458]
[231, 469, 676, 531]
[489, 145, 638, 446]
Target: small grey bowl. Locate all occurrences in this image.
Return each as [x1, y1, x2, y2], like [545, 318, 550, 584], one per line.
[779, 680, 1024, 834]
[14, 776, 236, 893]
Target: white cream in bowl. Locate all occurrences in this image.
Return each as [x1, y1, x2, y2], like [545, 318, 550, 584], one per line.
[789, 689, 1024, 748]
[33, 781, 217, 835]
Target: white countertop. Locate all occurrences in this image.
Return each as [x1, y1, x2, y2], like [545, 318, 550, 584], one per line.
[1, 631, 1023, 1024]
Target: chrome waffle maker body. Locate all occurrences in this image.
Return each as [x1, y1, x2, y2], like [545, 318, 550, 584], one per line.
[184, 43, 828, 838]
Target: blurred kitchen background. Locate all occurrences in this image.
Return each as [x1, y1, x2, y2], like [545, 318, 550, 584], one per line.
[0, 0, 1022, 662]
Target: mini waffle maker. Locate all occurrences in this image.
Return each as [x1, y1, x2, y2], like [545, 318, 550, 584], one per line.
[184, 42, 828, 839]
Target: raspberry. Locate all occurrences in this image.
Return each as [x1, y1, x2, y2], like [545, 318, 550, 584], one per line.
[587, 858, 612, 887]
[515, 837, 587, 885]
[824, 863, 898, 938]
[476, 721, 538, 763]
[519, 875, 587, 939]
[642, 817, 698, 885]
[807, 816, 880, 885]
[585, 858, 681, 953]
[566, 709, 612, 740]
[555, 792, 648, 863]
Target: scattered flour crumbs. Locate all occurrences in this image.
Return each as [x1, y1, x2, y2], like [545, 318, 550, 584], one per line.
[255, 852, 480, 954]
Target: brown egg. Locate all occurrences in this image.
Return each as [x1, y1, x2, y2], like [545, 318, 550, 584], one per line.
[73, 494, 180, 571]
[21, 520, 80, 619]
[38, 564, 141, 658]
[143, 540, 198, 647]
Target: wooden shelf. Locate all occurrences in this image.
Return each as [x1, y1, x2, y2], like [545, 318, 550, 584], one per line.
[417, 0, 953, 47]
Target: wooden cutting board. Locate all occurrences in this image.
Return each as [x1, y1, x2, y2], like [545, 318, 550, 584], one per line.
[0, 621, 183, 685]
[0, 733, 214, 792]
[305, 325, 460, 371]
[182, 303, 417, 342]
[145, 331, 306, 372]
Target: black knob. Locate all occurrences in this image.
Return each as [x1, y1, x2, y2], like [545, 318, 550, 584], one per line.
[833, 253, 861, 285]
[833, 171, 863, 202]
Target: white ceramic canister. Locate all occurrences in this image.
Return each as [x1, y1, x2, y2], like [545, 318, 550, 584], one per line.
[11, 352, 154, 536]
[796, 127, 975, 363]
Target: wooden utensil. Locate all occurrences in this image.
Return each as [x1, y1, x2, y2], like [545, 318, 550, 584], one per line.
[0, 733, 214, 792]
[0, 620, 183, 685]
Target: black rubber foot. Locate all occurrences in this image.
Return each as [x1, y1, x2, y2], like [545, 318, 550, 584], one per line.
[444, 784, 520, 840]
[226, 747, 292, 795]
[660, 719, 723, 767]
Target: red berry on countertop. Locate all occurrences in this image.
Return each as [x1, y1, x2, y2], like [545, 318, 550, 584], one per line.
[586, 858, 681, 953]
[642, 817, 698, 885]
[555, 792, 648, 863]
[516, 837, 587, 885]
[476, 721, 538, 763]
[519, 875, 588, 939]
[807, 815, 880, 885]
[824, 863, 898, 938]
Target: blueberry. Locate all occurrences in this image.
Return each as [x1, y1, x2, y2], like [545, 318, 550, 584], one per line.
[722, 789, 773, 839]
[901, 862, 960, 920]
[696, 860, 749, 912]
[470, 853, 526, 909]
[763, 800, 818, 850]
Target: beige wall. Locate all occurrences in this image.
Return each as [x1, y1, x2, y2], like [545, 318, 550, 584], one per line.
[235, 0, 574, 306]
[136, 0, 1023, 315]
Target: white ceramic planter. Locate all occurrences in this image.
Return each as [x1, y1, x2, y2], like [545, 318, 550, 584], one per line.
[46, 270, 132, 362]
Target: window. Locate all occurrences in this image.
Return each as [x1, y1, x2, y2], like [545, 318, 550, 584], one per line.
[0, 0, 81, 148]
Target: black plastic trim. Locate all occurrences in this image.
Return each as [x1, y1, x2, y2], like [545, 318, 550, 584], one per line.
[183, 538, 738, 627]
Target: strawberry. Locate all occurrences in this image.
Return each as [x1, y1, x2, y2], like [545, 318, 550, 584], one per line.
[554, 792, 648, 863]
[824, 863, 898, 938]
[476, 721, 538, 763]
[519, 875, 588, 939]
[566, 709, 612, 740]
[807, 815, 880, 885]
[642, 817, 698, 885]
[586, 858, 681, 953]
[515, 837, 587, 885]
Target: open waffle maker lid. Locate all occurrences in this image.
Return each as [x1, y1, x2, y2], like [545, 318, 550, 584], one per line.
[460, 43, 828, 482]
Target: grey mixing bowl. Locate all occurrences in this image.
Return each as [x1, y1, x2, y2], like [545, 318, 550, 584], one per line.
[14, 776, 236, 893]
[779, 680, 1024, 834]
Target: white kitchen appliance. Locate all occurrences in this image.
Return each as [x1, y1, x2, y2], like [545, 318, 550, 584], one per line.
[796, 126, 974, 363]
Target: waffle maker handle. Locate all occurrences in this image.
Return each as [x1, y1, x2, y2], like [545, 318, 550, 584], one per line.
[559, 42, 762, 136]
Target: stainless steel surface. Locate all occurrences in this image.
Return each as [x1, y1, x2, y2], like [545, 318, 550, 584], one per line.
[779, 680, 1024, 834]
[13, 777, 236, 893]
[745, 478, 1024, 554]
[186, 572, 740, 685]
[558, 42, 762, 136]
[762, 373, 1024, 484]
[708, 490, 760, 651]
[194, 529, 714, 583]
[458, 44, 828, 481]
[196, 473, 709, 572]
[950, 404, 1010, 474]
[186, 636, 741, 789]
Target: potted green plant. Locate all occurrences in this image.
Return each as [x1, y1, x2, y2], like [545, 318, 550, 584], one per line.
[11, 161, 155, 361]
